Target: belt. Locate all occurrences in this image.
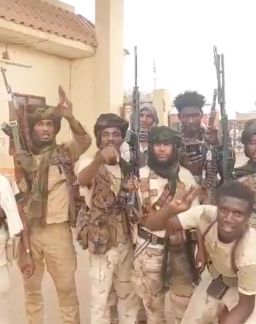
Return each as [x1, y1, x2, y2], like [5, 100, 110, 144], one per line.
[138, 226, 165, 245]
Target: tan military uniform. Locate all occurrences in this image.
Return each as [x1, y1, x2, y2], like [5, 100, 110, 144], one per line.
[178, 205, 256, 324]
[78, 156, 139, 324]
[20, 132, 90, 324]
[132, 166, 198, 324]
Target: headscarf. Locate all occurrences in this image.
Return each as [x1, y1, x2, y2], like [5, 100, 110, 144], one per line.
[94, 113, 128, 147]
[148, 126, 181, 194]
[139, 102, 159, 142]
[140, 102, 159, 125]
[27, 106, 62, 135]
[148, 126, 181, 146]
[26, 106, 61, 225]
[241, 119, 256, 145]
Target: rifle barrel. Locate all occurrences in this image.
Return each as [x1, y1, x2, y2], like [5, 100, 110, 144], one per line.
[134, 46, 138, 88]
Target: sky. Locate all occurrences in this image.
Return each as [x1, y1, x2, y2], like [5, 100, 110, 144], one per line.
[63, 0, 256, 117]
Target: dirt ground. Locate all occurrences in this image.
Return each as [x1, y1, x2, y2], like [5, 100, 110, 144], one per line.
[8, 153, 247, 324]
[8, 243, 175, 324]
[9, 244, 91, 324]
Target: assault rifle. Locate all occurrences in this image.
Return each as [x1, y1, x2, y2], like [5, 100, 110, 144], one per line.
[1, 66, 18, 155]
[125, 46, 142, 222]
[208, 89, 217, 129]
[213, 46, 234, 182]
[1, 67, 34, 173]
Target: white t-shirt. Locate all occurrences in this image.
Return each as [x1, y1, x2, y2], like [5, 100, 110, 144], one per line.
[0, 175, 23, 266]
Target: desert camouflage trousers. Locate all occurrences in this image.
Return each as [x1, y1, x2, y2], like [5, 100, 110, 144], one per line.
[108, 284, 147, 324]
[181, 271, 256, 324]
[169, 283, 194, 323]
[132, 246, 194, 324]
[132, 247, 166, 324]
[89, 242, 139, 324]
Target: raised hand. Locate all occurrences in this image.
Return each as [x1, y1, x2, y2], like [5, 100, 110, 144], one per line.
[99, 145, 120, 165]
[168, 185, 200, 215]
[57, 85, 73, 120]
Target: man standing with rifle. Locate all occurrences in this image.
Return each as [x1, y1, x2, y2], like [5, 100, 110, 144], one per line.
[130, 125, 200, 324]
[121, 48, 159, 168]
[2, 71, 92, 323]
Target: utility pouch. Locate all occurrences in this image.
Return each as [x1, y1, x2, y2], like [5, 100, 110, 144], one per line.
[6, 236, 20, 263]
[207, 275, 229, 300]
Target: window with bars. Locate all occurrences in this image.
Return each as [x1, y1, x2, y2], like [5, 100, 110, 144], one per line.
[13, 93, 46, 111]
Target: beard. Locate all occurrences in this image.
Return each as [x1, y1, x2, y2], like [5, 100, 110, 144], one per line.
[31, 133, 56, 152]
[148, 148, 179, 179]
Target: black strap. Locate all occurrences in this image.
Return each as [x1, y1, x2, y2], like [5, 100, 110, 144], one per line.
[138, 226, 165, 245]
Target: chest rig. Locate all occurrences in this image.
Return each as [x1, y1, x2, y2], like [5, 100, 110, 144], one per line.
[134, 170, 185, 258]
[76, 163, 130, 254]
[140, 170, 185, 213]
[181, 133, 219, 204]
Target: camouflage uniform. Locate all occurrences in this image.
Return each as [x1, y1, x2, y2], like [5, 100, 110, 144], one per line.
[119, 103, 159, 324]
[16, 106, 91, 324]
[78, 157, 139, 324]
[77, 114, 138, 324]
[178, 205, 256, 324]
[132, 126, 199, 324]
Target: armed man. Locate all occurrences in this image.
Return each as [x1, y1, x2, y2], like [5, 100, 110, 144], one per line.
[142, 181, 256, 324]
[121, 102, 159, 166]
[234, 119, 256, 228]
[13, 87, 91, 324]
[174, 91, 220, 196]
[129, 126, 201, 324]
[174, 90, 235, 203]
[77, 113, 138, 324]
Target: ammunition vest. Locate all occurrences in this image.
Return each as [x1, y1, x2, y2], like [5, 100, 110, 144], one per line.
[76, 164, 130, 254]
[139, 170, 199, 289]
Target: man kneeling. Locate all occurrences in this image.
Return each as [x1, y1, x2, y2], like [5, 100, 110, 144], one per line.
[143, 181, 256, 324]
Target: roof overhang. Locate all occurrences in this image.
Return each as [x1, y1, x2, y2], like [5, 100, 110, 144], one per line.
[0, 18, 95, 59]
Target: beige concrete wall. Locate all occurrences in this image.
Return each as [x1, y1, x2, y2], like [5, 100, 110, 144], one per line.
[70, 55, 97, 155]
[153, 89, 171, 126]
[0, 0, 125, 166]
[0, 43, 96, 167]
[95, 0, 124, 116]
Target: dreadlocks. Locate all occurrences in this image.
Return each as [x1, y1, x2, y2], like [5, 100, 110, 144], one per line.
[174, 91, 205, 113]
